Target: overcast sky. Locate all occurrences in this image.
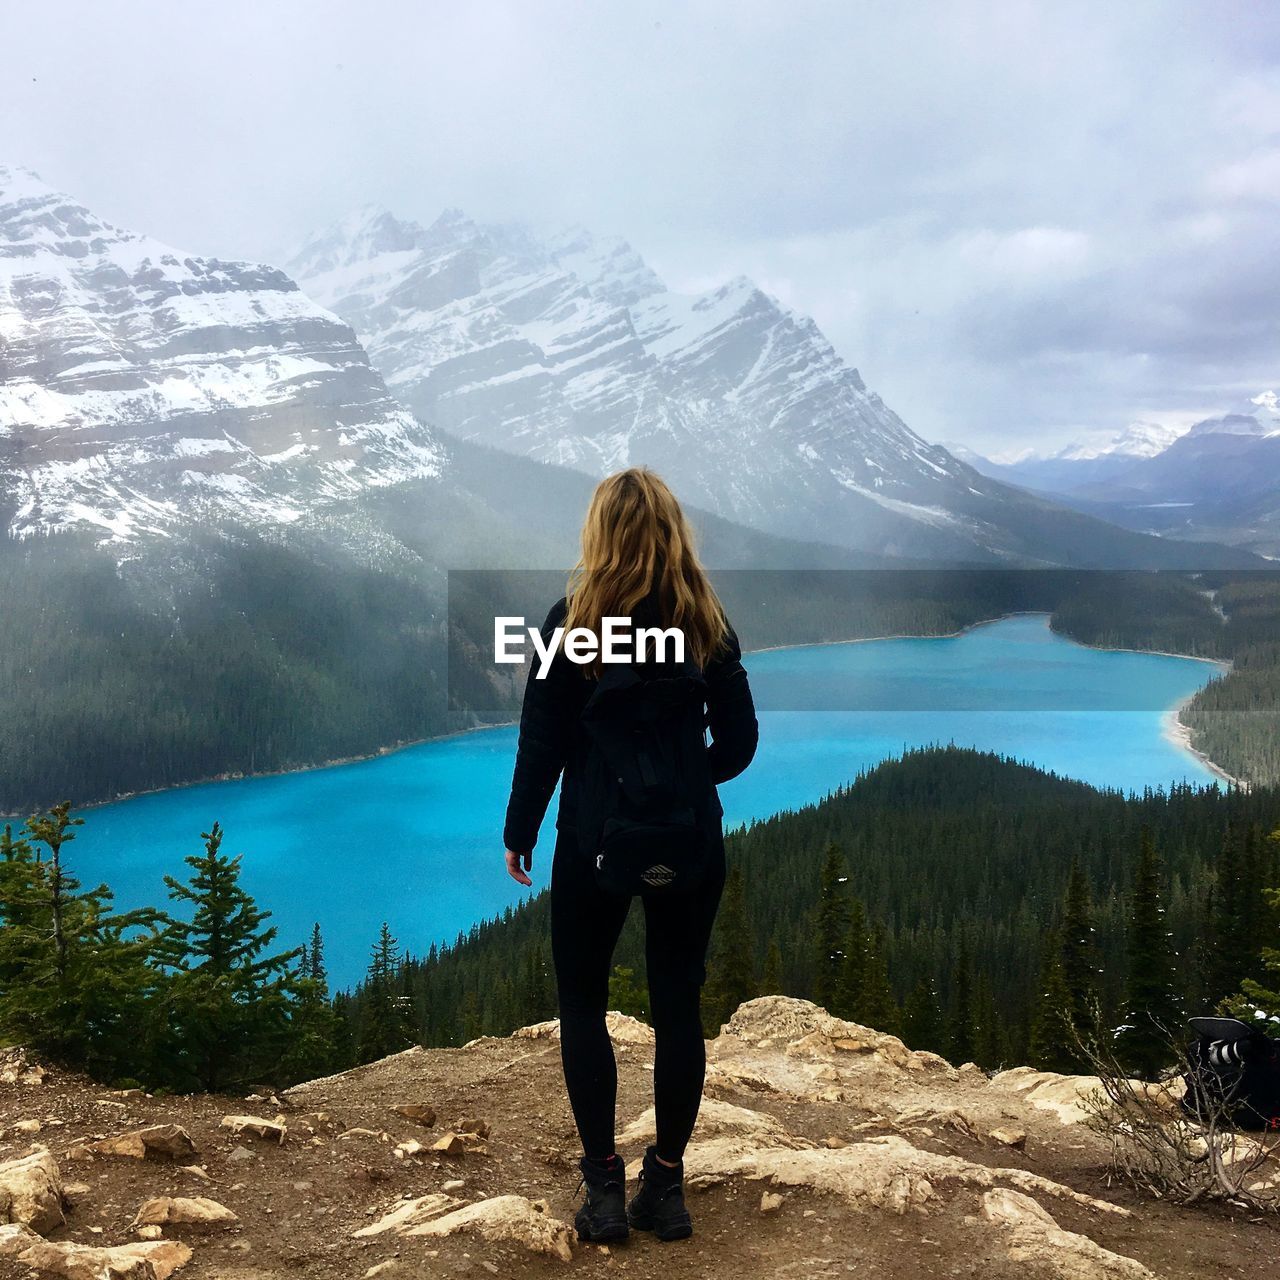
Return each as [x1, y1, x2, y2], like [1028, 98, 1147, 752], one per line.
[4, 0, 1277, 454]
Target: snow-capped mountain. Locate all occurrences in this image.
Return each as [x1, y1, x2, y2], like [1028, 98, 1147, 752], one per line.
[961, 403, 1280, 557]
[289, 207, 1230, 565]
[1054, 419, 1188, 462]
[0, 167, 442, 544]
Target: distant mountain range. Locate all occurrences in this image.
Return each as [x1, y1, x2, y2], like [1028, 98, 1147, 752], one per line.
[287, 206, 1256, 568]
[0, 166, 1262, 573]
[960, 406, 1280, 557]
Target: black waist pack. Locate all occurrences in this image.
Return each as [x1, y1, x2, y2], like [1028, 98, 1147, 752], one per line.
[576, 658, 719, 896]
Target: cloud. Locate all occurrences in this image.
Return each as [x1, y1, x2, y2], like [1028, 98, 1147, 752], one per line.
[1, 0, 1276, 453]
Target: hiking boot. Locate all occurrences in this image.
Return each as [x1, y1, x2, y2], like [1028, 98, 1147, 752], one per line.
[626, 1145, 692, 1241]
[574, 1153, 629, 1243]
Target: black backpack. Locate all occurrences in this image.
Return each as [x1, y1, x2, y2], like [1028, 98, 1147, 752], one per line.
[1180, 1015, 1280, 1132]
[575, 657, 719, 896]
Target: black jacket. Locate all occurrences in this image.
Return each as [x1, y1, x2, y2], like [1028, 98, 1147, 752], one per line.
[502, 595, 759, 853]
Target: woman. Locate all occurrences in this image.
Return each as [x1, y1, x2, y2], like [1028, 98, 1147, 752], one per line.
[502, 467, 758, 1244]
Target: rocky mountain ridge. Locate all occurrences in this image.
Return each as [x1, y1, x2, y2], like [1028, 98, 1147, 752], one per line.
[0, 166, 442, 546]
[3, 997, 1277, 1279]
[289, 207, 1256, 568]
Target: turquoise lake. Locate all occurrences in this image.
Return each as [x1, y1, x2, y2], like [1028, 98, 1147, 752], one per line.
[23, 615, 1226, 987]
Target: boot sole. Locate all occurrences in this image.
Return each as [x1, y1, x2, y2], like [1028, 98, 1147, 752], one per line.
[627, 1208, 693, 1242]
[577, 1215, 630, 1244]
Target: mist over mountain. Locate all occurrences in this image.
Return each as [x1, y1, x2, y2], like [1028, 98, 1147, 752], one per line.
[290, 206, 1256, 569]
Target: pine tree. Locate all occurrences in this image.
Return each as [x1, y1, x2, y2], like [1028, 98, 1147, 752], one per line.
[1029, 929, 1079, 1072]
[0, 809, 157, 1083]
[947, 932, 975, 1065]
[608, 965, 650, 1020]
[903, 978, 944, 1053]
[761, 939, 784, 995]
[280, 923, 343, 1084]
[857, 922, 900, 1036]
[971, 968, 1000, 1067]
[155, 821, 301, 1092]
[1230, 828, 1280, 1020]
[813, 843, 850, 1011]
[356, 922, 416, 1061]
[1117, 830, 1184, 1079]
[835, 898, 868, 1021]
[704, 867, 755, 1029]
[1059, 860, 1102, 1048]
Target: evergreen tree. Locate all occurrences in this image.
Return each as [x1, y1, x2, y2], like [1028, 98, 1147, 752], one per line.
[1029, 929, 1079, 1072]
[761, 939, 784, 995]
[356, 922, 416, 1062]
[705, 867, 755, 1029]
[1117, 830, 1184, 1079]
[947, 932, 975, 1065]
[858, 922, 900, 1035]
[902, 978, 944, 1053]
[155, 821, 302, 1092]
[971, 968, 1000, 1067]
[608, 965, 649, 1019]
[1231, 828, 1280, 1020]
[835, 897, 868, 1021]
[0, 808, 157, 1082]
[1059, 860, 1102, 1047]
[813, 843, 850, 1011]
[280, 924, 343, 1084]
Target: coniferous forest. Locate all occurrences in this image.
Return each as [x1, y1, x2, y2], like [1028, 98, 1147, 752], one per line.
[4, 747, 1278, 1092]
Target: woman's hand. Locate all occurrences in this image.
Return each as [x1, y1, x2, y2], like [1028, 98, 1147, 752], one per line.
[505, 849, 533, 887]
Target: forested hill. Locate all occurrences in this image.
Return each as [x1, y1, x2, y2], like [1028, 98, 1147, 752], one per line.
[378, 747, 1280, 1075]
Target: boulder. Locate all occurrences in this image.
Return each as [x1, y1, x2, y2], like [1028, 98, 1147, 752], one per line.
[618, 1097, 802, 1150]
[980, 1188, 1155, 1279]
[16, 1239, 192, 1280]
[431, 1132, 467, 1156]
[219, 1115, 286, 1144]
[129, 1197, 238, 1230]
[0, 1222, 43, 1257]
[0, 1146, 65, 1233]
[403, 1195, 574, 1262]
[88, 1126, 197, 1161]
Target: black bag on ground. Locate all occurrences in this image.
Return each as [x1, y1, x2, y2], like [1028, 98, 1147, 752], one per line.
[576, 658, 719, 896]
[1179, 1015, 1280, 1132]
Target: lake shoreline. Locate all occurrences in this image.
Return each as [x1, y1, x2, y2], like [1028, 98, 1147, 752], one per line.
[24, 610, 1235, 820]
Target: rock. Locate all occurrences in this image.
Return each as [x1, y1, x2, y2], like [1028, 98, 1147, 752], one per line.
[456, 1117, 491, 1139]
[0, 1146, 65, 1233]
[759, 1190, 784, 1213]
[682, 1132, 1130, 1219]
[339, 1128, 392, 1142]
[225, 1146, 257, 1164]
[17, 1238, 192, 1280]
[365, 1263, 404, 1278]
[392, 1104, 436, 1128]
[13, 1119, 42, 1134]
[130, 1197, 239, 1230]
[0, 1223, 43, 1257]
[393, 1140, 427, 1160]
[512, 1010, 655, 1047]
[618, 1097, 803, 1150]
[431, 1133, 467, 1156]
[442, 1179, 465, 1192]
[89, 1125, 198, 1161]
[989, 1126, 1028, 1150]
[134, 1226, 163, 1241]
[219, 1115, 287, 1144]
[295, 1112, 343, 1137]
[403, 1194, 574, 1262]
[896, 1106, 978, 1140]
[353, 1193, 466, 1238]
[980, 1188, 1155, 1279]
[177, 1166, 210, 1182]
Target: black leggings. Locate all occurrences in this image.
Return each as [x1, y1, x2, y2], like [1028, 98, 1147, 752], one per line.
[550, 825, 726, 1163]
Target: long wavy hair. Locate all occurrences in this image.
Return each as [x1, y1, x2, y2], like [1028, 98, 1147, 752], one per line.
[564, 468, 728, 675]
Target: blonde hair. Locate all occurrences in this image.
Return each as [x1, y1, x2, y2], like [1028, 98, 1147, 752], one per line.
[565, 468, 728, 674]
